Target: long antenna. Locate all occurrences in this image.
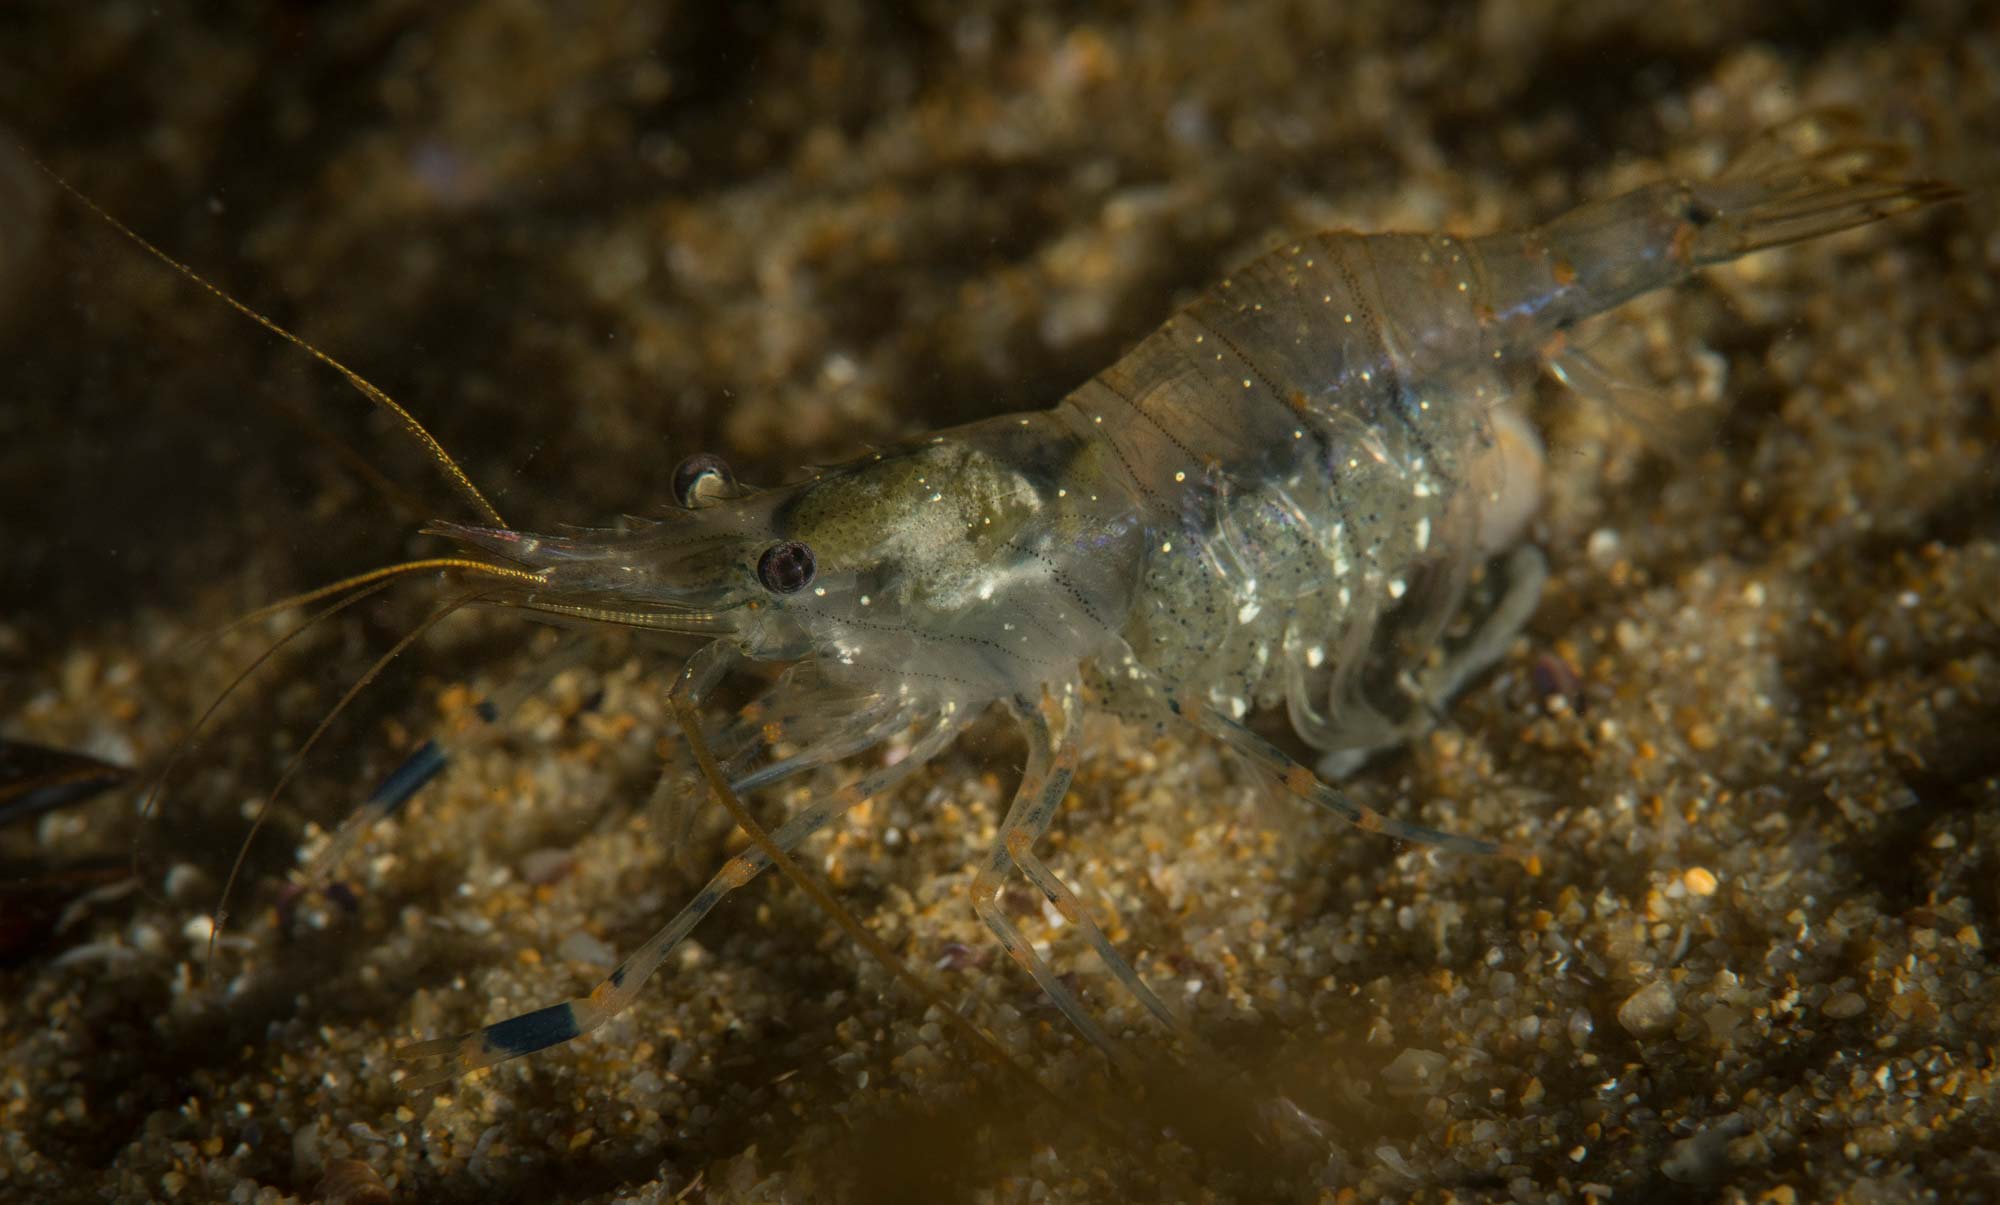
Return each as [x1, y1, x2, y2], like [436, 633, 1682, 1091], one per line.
[28, 151, 508, 529]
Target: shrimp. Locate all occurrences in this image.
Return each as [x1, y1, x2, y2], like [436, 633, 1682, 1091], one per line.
[38, 113, 1956, 1092]
[386, 114, 1954, 1085]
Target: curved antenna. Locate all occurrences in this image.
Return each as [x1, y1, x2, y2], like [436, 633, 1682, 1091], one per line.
[205, 589, 485, 974]
[184, 558, 545, 650]
[27, 152, 508, 529]
[133, 575, 399, 899]
[136, 558, 545, 896]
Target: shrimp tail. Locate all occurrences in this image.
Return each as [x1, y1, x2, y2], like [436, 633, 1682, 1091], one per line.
[1506, 112, 1957, 342]
[1684, 112, 1961, 263]
[1683, 173, 1959, 263]
[1506, 113, 1957, 441]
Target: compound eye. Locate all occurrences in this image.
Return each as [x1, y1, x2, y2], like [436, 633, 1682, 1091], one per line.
[756, 540, 816, 594]
[671, 453, 734, 509]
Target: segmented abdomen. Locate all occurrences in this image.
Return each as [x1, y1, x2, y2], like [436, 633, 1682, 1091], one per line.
[1058, 232, 1535, 745]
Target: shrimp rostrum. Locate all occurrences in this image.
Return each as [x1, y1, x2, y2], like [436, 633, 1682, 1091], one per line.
[83, 115, 1953, 1085]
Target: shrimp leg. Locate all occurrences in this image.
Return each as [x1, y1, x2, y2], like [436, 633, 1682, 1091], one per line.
[971, 689, 1124, 1067]
[646, 690, 902, 871]
[645, 716, 754, 873]
[1310, 543, 1549, 780]
[1144, 660, 1522, 860]
[1413, 543, 1547, 711]
[1013, 696, 1185, 1034]
[400, 644, 958, 1088]
[973, 688, 1183, 1069]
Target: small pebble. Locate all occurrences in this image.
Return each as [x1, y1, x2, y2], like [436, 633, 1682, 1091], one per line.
[1381, 1047, 1449, 1097]
[1618, 979, 1678, 1037]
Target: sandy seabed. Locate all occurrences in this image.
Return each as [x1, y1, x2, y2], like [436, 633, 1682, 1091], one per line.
[3, 2, 1997, 1202]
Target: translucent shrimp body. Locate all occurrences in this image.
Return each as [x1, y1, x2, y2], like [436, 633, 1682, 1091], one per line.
[398, 120, 1953, 1083]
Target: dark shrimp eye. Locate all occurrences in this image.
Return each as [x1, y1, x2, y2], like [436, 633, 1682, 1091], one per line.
[756, 540, 816, 594]
[671, 453, 734, 509]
